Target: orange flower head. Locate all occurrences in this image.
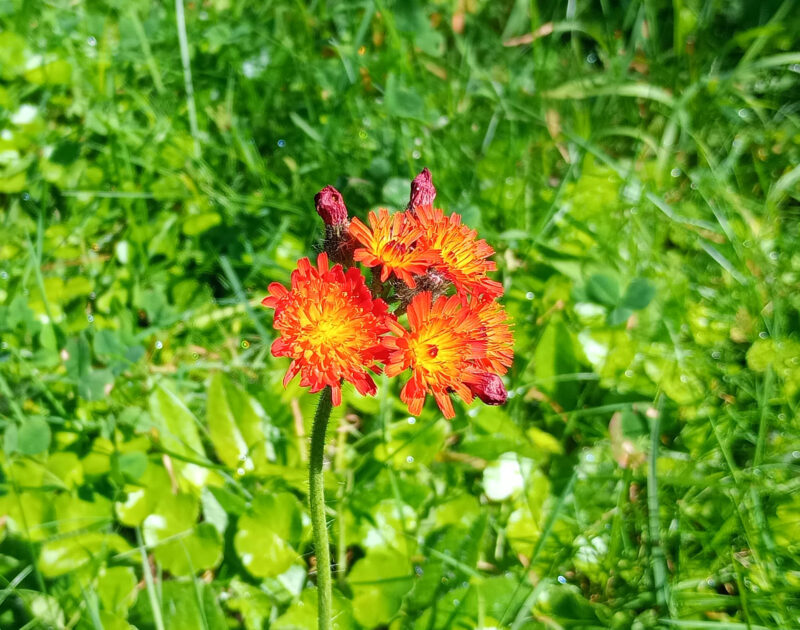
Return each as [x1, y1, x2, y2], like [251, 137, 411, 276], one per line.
[262, 253, 391, 406]
[382, 292, 487, 419]
[416, 205, 503, 298]
[349, 208, 439, 288]
[472, 296, 514, 375]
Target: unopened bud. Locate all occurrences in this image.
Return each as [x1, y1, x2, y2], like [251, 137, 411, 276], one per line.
[315, 185, 349, 226]
[469, 373, 508, 406]
[408, 167, 436, 211]
[315, 185, 354, 266]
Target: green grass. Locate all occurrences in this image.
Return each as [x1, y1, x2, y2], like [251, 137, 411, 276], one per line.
[1, 0, 799, 628]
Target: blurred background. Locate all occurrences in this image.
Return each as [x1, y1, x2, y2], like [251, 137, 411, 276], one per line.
[1, 1, 799, 628]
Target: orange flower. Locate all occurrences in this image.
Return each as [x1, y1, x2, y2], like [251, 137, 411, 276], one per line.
[382, 292, 487, 419]
[349, 209, 439, 288]
[416, 205, 503, 298]
[472, 296, 514, 375]
[262, 253, 391, 406]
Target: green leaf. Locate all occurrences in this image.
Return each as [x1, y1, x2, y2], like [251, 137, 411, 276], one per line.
[586, 273, 620, 307]
[16, 417, 52, 455]
[272, 587, 354, 630]
[97, 566, 138, 616]
[607, 306, 633, 326]
[234, 493, 304, 578]
[143, 492, 223, 576]
[622, 278, 656, 310]
[532, 315, 579, 409]
[149, 383, 210, 488]
[49, 140, 81, 165]
[38, 533, 130, 577]
[115, 451, 148, 482]
[182, 211, 222, 236]
[115, 462, 172, 526]
[349, 548, 413, 628]
[225, 578, 273, 630]
[207, 372, 272, 472]
[157, 581, 227, 630]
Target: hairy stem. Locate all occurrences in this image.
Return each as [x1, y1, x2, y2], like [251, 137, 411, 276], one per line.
[309, 386, 333, 630]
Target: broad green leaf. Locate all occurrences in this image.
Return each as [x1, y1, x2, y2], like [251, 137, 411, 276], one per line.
[38, 532, 130, 577]
[207, 372, 273, 472]
[586, 273, 620, 307]
[158, 581, 227, 630]
[373, 417, 449, 469]
[349, 548, 413, 628]
[532, 315, 580, 408]
[622, 278, 656, 310]
[143, 492, 222, 576]
[115, 462, 172, 526]
[97, 566, 138, 616]
[234, 493, 304, 578]
[53, 493, 112, 534]
[607, 305, 633, 326]
[15, 417, 52, 455]
[273, 587, 355, 630]
[149, 383, 210, 488]
[225, 578, 273, 630]
[182, 211, 221, 236]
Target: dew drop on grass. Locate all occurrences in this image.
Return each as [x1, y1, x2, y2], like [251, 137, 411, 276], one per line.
[155, 340, 163, 349]
[525, 292, 534, 300]
[87, 314, 94, 323]
[414, 137, 422, 146]
[586, 52, 598, 63]
[712, 351, 721, 360]
[792, 451, 800, 459]
[87, 36, 97, 47]
[0, 271, 8, 280]
[671, 168, 681, 177]
[558, 575, 567, 584]
[236, 467, 245, 476]
[412, 150, 421, 159]
[414, 565, 423, 576]
[22, 192, 31, 201]
[407, 416, 415, 424]
[406, 455, 414, 464]
[277, 139, 286, 148]
[759, 331, 768, 339]
[769, 251, 778, 260]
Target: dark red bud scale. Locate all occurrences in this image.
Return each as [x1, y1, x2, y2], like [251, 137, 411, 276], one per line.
[408, 167, 436, 212]
[468, 373, 508, 406]
[315, 185, 349, 226]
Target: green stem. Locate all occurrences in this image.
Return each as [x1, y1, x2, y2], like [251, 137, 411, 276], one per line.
[309, 386, 333, 630]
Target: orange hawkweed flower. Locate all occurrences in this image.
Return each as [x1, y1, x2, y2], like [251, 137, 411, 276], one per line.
[382, 292, 487, 419]
[349, 209, 439, 288]
[262, 253, 391, 406]
[416, 205, 503, 298]
[472, 296, 514, 375]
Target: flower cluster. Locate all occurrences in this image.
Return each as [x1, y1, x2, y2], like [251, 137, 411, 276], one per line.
[263, 169, 513, 419]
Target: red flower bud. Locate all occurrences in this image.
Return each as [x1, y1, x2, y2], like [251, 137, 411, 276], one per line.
[408, 167, 436, 211]
[315, 185, 349, 226]
[469, 372, 508, 406]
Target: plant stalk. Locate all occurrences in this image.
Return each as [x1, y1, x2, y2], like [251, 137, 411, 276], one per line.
[309, 386, 333, 630]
